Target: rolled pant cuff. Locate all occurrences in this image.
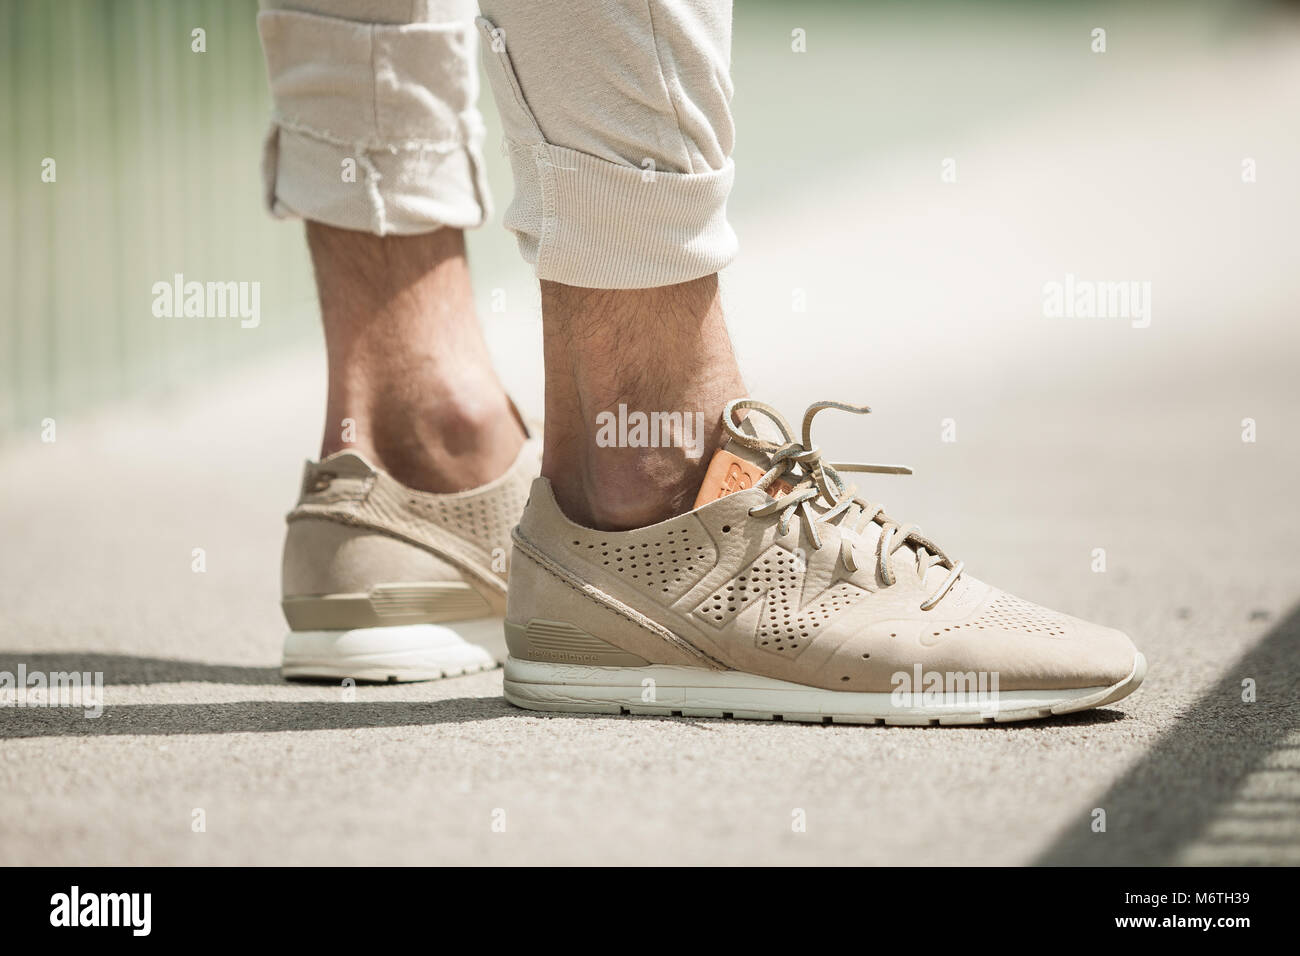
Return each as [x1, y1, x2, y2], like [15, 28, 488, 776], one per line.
[508, 143, 738, 289]
[476, 16, 737, 289]
[258, 8, 490, 235]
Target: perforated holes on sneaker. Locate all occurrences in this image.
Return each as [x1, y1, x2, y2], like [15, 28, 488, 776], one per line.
[575, 522, 716, 603]
[695, 544, 867, 656]
[940, 592, 1069, 638]
[407, 474, 530, 567]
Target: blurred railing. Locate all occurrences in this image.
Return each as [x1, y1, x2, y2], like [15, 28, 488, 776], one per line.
[1, 0, 316, 438]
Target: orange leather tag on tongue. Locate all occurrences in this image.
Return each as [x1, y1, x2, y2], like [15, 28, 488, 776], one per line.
[692, 447, 792, 510]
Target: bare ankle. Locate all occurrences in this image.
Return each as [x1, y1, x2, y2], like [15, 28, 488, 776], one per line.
[539, 274, 744, 530]
[324, 383, 525, 493]
[569, 450, 715, 530]
[308, 222, 525, 494]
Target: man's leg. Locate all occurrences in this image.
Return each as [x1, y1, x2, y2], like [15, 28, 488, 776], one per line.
[260, 0, 522, 492]
[258, 0, 536, 681]
[476, 0, 744, 529]
[310, 223, 522, 493]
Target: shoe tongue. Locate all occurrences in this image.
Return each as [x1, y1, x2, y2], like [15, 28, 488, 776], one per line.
[734, 409, 788, 446]
[691, 409, 794, 509]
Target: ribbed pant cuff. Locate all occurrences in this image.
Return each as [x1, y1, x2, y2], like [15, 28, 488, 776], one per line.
[508, 143, 737, 289]
[476, 15, 737, 289]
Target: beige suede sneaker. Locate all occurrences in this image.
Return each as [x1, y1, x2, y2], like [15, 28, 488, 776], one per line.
[502, 399, 1145, 725]
[280, 428, 539, 682]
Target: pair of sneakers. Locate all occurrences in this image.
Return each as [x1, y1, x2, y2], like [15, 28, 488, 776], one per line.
[280, 398, 1145, 725]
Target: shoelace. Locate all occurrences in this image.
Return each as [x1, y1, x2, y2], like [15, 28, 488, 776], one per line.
[722, 399, 964, 611]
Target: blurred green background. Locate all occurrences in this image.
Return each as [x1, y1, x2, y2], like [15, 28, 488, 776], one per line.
[1, 0, 1292, 438]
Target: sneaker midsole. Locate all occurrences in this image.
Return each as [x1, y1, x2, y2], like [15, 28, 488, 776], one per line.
[503, 654, 1140, 722]
[282, 621, 500, 681]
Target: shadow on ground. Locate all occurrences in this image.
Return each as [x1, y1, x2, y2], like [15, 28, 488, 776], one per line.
[0, 653, 282, 685]
[0, 698, 516, 737]
[1035, 602, 1300, 865]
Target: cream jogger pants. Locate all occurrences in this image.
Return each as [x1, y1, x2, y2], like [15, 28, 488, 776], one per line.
[257, 0, 737, 289]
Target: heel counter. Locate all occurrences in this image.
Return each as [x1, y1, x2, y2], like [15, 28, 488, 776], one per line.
[504, 546, 647, 665]
[281, 518, 496, 630]
[282, 518, 467, 596]
[505, 542, 710, 668]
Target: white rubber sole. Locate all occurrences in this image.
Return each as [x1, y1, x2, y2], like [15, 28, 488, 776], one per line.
[503, 652, 1147, 726]
[282, 620, 500, 683]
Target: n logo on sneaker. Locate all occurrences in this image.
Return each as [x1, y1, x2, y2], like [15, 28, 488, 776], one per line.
[693, 544, 866, 656]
